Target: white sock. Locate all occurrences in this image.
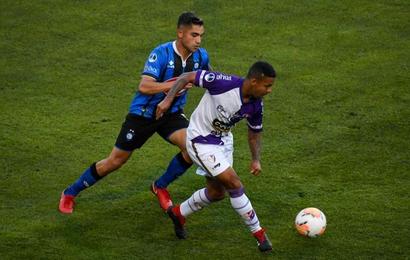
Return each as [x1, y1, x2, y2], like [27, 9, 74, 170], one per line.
[180, 188, 211, 217]
[229, 190, 261, 233]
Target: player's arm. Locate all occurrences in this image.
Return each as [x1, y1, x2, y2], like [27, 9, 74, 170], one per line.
[138, 76, 175, 95]
[248, 129, 262, 176]
[155, 71, 197, 119]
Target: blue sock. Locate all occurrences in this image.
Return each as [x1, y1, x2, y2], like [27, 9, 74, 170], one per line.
[64, 162, 102, 196]
[155, 153, 192, 188]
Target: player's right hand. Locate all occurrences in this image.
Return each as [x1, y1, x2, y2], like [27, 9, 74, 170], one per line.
[250, 160, 262, 176]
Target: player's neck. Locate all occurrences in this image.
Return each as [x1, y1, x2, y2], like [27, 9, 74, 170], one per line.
[241, 79, 252, 103]
[175, 40, 192, 60]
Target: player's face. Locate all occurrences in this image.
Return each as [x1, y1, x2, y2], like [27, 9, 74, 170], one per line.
[251, 76, 275, 98]
[178, 24, 205, 53]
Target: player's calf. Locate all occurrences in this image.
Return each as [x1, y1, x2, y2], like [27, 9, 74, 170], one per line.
[228, 186, 273, 252]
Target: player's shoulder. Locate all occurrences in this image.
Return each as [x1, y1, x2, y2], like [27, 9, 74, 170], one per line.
[156, 41, 173, 50]
[147, 41, 173, 64]
[197, 47, 208, 53]
[197, 47, 209, 57]
[151, 41, 173, 55]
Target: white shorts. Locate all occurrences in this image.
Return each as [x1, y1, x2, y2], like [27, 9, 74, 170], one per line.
[187, 137, 234, 177]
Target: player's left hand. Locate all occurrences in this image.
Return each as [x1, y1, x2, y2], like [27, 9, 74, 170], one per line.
[250, 160, 262, 176]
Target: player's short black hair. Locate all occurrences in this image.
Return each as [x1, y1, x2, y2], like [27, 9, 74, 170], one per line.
[247, 61, 276, 79]
[177, 12, 203, 28]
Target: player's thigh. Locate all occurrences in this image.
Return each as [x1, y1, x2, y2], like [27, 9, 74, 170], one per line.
[157, 112, 189, 149]
[167, 128, 187, 151]
[187, 141, 231, 177]
[115, 113, 157, 151]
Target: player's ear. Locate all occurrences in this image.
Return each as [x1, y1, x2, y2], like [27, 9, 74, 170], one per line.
[177, 27, 184, 39]
[250, 77, 258, 86]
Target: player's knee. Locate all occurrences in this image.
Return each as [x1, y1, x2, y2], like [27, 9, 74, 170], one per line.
[181, 150, 192, 164]
[224, 174, 242, 190]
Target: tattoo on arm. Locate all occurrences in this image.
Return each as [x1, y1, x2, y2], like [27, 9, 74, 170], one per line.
[248, 129, 261, 161]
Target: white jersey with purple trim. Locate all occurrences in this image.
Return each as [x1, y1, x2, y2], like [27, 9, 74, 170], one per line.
[187, 70, 264, 146]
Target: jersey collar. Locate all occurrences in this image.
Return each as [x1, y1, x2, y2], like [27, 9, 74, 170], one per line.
[173, 41, 193, 67]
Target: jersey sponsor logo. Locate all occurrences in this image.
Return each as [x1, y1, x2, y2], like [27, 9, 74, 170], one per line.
[204, 73, 215, 82]
[148, 53, 157, 63]
[216, 74, 232, 81]
[212, 118, 232, 133]
[217, 105, 230, 120]
[144, 65, 158, 74]
[230, 111, 244, 122]
[212, 106, 245, 134]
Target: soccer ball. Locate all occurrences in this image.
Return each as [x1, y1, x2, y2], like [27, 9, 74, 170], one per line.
[295, 207, 327, 238]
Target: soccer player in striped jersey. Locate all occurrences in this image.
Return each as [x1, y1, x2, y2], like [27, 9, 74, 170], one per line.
[155, 61, 276, 252]
[59, 12, 211, 214]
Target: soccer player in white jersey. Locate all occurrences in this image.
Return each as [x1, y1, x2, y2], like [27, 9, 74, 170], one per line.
[156, 61, 276, 252]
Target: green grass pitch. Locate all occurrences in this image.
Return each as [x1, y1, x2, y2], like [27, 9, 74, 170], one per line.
[1, 0, 409, 258]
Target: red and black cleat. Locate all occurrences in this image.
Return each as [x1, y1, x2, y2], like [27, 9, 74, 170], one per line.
[253, 228, 273, 252]
[150, 182, 173, 211]
[167, 205, 187, 239]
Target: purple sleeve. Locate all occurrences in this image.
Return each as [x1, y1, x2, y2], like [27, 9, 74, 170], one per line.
[194, 70, 243, 95]
[194, 70, 204, 86]
[247, 100, 263, 132]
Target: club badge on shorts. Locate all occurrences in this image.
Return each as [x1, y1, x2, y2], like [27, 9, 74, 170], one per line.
[126, 129, 135, 141]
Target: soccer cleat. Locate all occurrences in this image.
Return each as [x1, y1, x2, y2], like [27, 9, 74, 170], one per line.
[167, 205, 187, 239]
[58, 191, 75, 214]
[253, 228, 273, 252]
[150, 182, 173, 211]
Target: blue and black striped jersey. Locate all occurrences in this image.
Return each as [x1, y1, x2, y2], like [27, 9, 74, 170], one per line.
[129, 41, 210, 118]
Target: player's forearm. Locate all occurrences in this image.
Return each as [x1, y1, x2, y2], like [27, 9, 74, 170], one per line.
[155, 76, 191, 120]
[248, 129, 262, 161]
[166, 78, 189, 99]
[138, 80, 171, 95]
[166, 72, 196, 100]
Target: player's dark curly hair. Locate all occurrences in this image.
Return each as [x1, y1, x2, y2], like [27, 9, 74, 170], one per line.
[177, 12, 203, 28]
[247, 61, 276, 79]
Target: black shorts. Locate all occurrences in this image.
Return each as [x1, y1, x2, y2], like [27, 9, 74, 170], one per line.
[115, 112, 189, 151]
